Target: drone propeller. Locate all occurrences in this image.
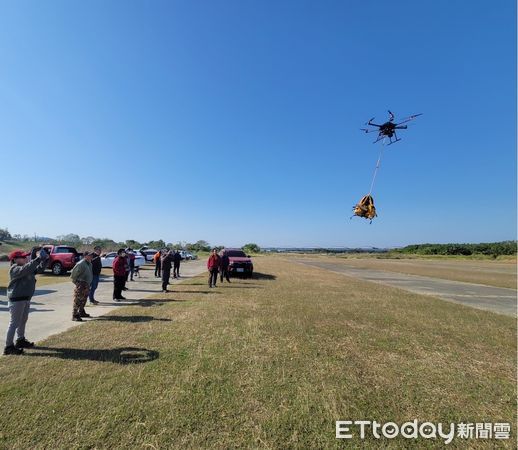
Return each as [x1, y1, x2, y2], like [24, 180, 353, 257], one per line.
[388, 110, 395, 122]
[395, 113, 423, 126]
[360, 128, 379, 133]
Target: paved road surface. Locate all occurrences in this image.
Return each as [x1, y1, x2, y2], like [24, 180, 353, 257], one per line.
[0, 260, 206, 344]
[296, 260, 517, 317]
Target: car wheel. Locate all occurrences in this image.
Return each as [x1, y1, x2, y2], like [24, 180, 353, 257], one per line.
[52, 262, 63, 275]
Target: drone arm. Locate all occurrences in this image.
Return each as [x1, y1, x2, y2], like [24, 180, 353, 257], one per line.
[394, 125, 407, 129]
[395, 113, 423, 126]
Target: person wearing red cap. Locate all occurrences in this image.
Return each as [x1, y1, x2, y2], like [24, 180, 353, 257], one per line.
[4, 248, 49, 355]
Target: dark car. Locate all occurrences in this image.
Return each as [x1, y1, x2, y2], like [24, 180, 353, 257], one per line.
[220, 248, 253, 278]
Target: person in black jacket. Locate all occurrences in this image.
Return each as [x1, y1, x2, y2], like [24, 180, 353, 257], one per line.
[219, 252, 231, 283]
[173, 250, 182, 278]
[89, 246, 103, 305]
[161, 251, 174, 293]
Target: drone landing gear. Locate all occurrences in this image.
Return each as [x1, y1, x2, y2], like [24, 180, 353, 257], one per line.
[387, 137, 401, 145]
[387, 131, 401, 145]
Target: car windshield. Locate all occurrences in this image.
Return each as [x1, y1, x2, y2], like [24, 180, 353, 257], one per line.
[226, 250, 247, 257]
[56, 247, 76, 254]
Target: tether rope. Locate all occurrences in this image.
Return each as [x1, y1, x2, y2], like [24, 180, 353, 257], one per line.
[368, 138, 386, 195]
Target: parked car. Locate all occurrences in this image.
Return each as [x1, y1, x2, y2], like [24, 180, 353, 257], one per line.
[220, 248, 253, 278]
[177, 250, 197, 260]
[101, 252, 146, 268]
[40, 245, 81, 275]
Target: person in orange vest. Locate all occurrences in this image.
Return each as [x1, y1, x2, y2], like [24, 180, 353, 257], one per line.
[153, 250, 162, 278]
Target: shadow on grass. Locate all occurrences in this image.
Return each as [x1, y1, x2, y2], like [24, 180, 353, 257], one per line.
[217, 285, 263, 289]
[125, 289, 161, 293]
[250, 272, 277, 280]
[136, 298, 189, 307]
[173, 290, 220, 294]
[95, 315, 172, 323]
[27, 347, 159, 364]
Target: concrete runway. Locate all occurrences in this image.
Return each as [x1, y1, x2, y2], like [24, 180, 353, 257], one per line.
[0, 260, 206, 344]
[296, 260, 517, 317]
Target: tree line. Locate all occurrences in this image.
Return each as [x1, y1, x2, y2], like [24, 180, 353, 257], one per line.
[394, 241, 517, 257]
[0, 228, 262, 255]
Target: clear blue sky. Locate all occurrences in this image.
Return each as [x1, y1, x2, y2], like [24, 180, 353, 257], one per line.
[1, 0, 515, 247]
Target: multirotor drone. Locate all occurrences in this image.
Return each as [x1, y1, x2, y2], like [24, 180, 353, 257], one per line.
[361, 110, 422, 144]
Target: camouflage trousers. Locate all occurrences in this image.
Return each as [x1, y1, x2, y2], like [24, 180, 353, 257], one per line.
[73, 281, 90, 316]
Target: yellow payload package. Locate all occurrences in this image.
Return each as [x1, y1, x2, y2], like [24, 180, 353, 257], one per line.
[353, 194, 377, 221]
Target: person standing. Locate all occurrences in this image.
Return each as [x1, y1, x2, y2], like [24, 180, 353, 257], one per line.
[154, 250, 162, 278]
[4, 248, 49, 355]
[89, 246, 102, 305]
[113, 249, 127, 301]
[161, 250, 174, 293]
[173, 250, 181, 278]
[123, 249, 131, 289]
[219, 251, 231, 283]
[70, 251, 94, 322]
[207, 249, 220, 288]
[127, 248, 136, 281]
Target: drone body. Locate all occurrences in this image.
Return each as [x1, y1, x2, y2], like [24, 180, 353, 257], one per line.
[361, 110, 422, 145]
[351, 109, 423, 223]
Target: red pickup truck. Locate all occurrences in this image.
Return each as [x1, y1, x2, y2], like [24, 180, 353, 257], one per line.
[220, 248, 254, 278]
[41, 245, 81, 275]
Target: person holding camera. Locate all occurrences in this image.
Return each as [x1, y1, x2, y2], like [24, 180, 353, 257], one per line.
[161, 250, 174, 293]
[153, 250, 162, 277]
[173, 250, 181, 278]
[4, 247, 49, 355]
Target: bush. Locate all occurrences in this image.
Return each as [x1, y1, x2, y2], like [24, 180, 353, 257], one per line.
[395, 241, 516, 257]
[0, 228, 12, 241]
[242, 243, 261, 254]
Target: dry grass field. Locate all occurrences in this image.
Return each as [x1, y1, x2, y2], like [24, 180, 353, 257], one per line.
[0, 257, 515, 448]
[292, 254, 517, 288]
